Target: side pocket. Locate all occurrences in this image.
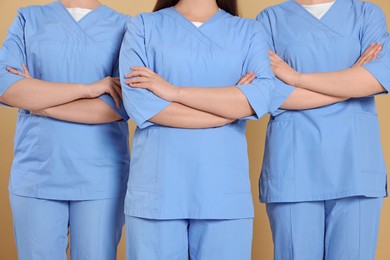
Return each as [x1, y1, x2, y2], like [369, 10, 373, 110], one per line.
[261, 119, 294, 180]
[129, 127, 160, 192]
[355, 112, 386, 174]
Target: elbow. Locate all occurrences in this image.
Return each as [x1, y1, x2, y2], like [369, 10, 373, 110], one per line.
[0, 95, 13, 107]
[230, 107, 256, 120]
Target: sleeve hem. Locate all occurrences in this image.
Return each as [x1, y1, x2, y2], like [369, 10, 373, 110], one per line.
[236, 84, 269, 120]
[363, 59, 390, 93]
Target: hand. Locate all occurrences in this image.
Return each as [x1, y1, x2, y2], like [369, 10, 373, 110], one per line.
[268, 51, 301, 86]
[85, 77, 122, 108]
[269, 50, 301, 86]
[353, 43, 382, 68]
[125, 66, 179, 102]
[7, 64, 32, 78]
[237, 72, 255, 85]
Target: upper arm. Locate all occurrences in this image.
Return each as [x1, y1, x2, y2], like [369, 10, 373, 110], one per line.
[119, 14, 171, 129]
[255, 11, 295, 116]
[361, 4, 390, 93]
[236, 18, 294, 119]
[360, 4, 388, 52]
[0, 9, 28, 100]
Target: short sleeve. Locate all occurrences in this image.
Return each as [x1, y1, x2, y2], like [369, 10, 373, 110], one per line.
[0, 9, 28, 101]
[96, 59, 129, 121]
[360, 4, 390, 94]
[98, 94, 129, 121]
[119, 14, 171, 128]
[255, 11, 295, 115]
[363, 36, 390, 93]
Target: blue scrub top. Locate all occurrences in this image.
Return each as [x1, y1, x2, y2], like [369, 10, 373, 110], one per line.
[119, 8, 291, 219]
[257, 0, 388, 203]
[0, 1, 130, 200]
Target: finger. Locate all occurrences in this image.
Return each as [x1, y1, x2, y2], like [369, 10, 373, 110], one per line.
[371, 45, 382, 60]
[237, 74, 251, 85]
[112, 83, 122, 99]
[130, 66, 156, 76]
[6, 67, 26, 77]
[109, 89, 121, 108]
[129, 82, 148, 89]
[113, 78, 122, 89]
[126, 70, 153, 79]
[268, 50, 276, 56]
[269, 54, 278, 63]
[125, 77, 149, 84]
[268, 50, 283, 61]
[240, 74, 255, 85]
[21, 63, 31, 78]
[113, 78, 121, 86]
[356, 43, 379, 66]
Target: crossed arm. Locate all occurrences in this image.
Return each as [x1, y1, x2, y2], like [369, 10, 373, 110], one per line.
[124, 44, 379, 120]
[2, 65, 125, 124]
[269, 43, 385, 100]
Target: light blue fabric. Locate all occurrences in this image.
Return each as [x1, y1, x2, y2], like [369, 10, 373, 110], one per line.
[10, 194, 125, 260]
[364, 35, 390, 92]
[0, 1, 130, 200]
[266, 196, 383, 260]
[257, 0, 388, 203]
[126, 216, 253, 260]
[119, 8, 289, 219]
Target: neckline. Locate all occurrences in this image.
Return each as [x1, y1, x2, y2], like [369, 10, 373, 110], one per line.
[291, 0, 339, 21]
[170, 7, 223, 29]
[301, 1, 335, 8]
[57, 1, 105, 23]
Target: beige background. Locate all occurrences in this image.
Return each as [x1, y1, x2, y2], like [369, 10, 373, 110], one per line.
[0, 0, 389, 259]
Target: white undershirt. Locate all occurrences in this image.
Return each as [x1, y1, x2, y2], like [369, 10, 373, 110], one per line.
[302, 1, 335, 19]
[67, 7, 92, 22]
[192, 22, 204, 28]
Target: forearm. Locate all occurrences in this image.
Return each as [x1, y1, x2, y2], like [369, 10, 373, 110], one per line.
[1, 78, 87, 110]
[295, 67, 385, 98]
[174, 86, 254, 120]
[149, 103, 234, 129]
[37, 98, 122, 124]
[281, 88, 347, 110]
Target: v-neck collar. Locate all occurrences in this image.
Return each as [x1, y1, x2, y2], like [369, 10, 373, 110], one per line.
[49, 1, 107, 41]
[57, 1, 106, 24]
[161, 7, 226, 48]
[284, 0, 344, 37]
[169, 7, 224, 30]
[299, 1, 336, 21]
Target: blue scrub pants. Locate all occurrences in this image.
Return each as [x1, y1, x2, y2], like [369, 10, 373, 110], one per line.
[10, 194, 125, 260]
[126, 216, 253, 260]
[266, 196, 383, 260]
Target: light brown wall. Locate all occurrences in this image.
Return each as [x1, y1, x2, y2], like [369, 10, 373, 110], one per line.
[0, 1, 389, 259]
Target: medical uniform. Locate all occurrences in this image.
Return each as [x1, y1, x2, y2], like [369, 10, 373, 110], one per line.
[119, 7, 290, 260]
[0, 1, 130, 259]
[257, 0, 389, 259]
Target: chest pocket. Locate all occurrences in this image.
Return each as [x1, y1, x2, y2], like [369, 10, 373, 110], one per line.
[34, 40, 119, 83]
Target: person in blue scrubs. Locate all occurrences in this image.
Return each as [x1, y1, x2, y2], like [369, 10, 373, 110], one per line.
[118, 0, 377, 259]
[256, 0, 389, 259]
[0, 0, 130, 259]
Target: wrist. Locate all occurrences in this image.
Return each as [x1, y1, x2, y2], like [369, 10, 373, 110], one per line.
[80, 83, 92, 99]
[294, 72, 303, 87]
[172, 85, 182, 102]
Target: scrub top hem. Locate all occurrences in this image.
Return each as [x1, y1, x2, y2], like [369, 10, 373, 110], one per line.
[124, 208, 255, 220]
[260, 190, 387, 204]
[9, 188, 127, 201]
